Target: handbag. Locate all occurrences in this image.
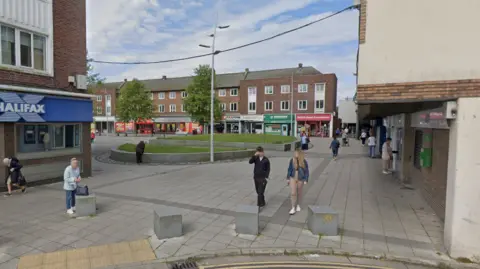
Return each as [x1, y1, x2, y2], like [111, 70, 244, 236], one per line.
[76, 185, 89, 196]
[18, 173, 27, 186]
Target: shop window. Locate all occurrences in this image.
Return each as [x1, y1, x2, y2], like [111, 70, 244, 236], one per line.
[16, 124, 82, 153]
[413, 130, 423, 169]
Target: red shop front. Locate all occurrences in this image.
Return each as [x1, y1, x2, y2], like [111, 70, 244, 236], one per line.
[296, 113, 332, 137]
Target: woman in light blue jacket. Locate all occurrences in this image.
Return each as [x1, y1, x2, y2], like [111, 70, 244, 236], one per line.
[286, 149, 309, 215]
[64, 158, 81, 215]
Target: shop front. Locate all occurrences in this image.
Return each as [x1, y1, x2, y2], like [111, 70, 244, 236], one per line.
[153, 117, 197, 134]
[296, 113, 332, 137]
[222, 115, 241, 133]
[93, 116, 116, 134]
[240, 115, 264, 134]
[263, 114, 295, 136]
[0, 91, 93, 184]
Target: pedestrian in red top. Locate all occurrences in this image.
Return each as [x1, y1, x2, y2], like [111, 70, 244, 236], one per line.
[91, 132, 95, 143]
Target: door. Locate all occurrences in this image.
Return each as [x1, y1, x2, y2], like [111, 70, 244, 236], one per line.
[281, 124, 288, 136]
[65, 125, 74, 148]
[53, 125, 65, 148]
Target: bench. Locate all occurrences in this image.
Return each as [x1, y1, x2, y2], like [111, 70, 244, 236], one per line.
[307, 205, 339, 236]
[75, 194, 96, 217]
[154, 209, 183, 240]
[235, 205, 259, 235]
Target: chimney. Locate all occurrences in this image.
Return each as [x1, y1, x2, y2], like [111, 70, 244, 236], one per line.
[162, 75, 167, 80]
[244, 68, 249, 78]
[298, 63, 303, 68]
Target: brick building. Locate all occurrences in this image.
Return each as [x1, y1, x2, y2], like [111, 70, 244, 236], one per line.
[354, 0, 480, 260]
[0, 0, 93, 185]
[94, 65, 338, 137]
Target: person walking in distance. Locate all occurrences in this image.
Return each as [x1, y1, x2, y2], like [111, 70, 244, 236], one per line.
[64, 158, 81, 214]
[329, 136, 340, 160]
[286, 149, 309, 215]
[360, 130, 367, 146]
[43, 132, 50, 151]
[249, 146, 270, 208]
[382, 138, 393, 174]
[136, 141, 146, 164]
[367, 134, 376, 158]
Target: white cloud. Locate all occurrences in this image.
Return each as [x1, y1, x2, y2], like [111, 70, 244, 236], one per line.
[87, 0, 359, 98]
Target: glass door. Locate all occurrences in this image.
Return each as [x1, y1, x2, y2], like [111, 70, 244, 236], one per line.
[53, 125, 65, 148]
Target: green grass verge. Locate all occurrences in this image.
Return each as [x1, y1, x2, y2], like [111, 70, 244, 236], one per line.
[118, 143, 244, 153]
[159, 134, 296, 144]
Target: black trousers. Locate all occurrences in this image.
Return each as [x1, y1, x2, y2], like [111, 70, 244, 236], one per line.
[254, 177, 267, 207]
[136, 152, 143, 163]
[361, 138, 366, 145]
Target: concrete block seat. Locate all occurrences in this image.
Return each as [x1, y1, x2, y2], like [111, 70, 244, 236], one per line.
[75, 194, 97, 217]
[307, 205, 339, 236]
[235, 205, 259, 235]
[154, 209, 183, 240]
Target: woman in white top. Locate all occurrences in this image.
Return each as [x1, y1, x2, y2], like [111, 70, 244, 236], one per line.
[367, 135, 376, 158]
[382, 138, 393, 174]
[360, 131, 367, 146]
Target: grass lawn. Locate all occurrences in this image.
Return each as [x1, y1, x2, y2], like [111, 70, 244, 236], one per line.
[160, 134, 296, 144]
[118, 143, 243, 153]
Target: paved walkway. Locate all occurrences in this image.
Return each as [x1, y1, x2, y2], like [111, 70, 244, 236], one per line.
[0, 138, 457, 269]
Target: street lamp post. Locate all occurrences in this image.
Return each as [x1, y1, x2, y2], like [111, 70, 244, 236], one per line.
[104, 88, 109, 136]
[199, 16, 230, 163]
[290, 66, 302, 137]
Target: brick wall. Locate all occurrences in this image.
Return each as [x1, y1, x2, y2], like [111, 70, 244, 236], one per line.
[238, 73, 337, 115]
[356, 79, 480, 104]
[92, 88, 117, 116]
[0, 0, 87, 92]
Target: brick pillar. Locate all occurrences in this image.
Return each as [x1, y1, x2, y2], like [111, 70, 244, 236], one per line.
[82, 122, 92, 177]
[0, 123, 16, 187]
[401, 114, 414, 184]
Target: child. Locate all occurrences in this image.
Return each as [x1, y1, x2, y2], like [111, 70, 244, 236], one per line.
[329, 136, 340, 160]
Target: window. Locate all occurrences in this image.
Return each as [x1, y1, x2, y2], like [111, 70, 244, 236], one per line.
[230, 88, 238, 96]
[0, 25, 46, 71]
[218, 89, 226, 97]
[16, 124, 82, 154]
[413, 130, 423, 169]
[181, 91, 188, 98]
[281, 101, 290, 111]
[96, 106, 102, 114]
[230, 102, 238, 111]
[158, 92, 165, 99]
[281, 85, 290, 94]
[264, 101, 273, 111]
[298, 84, 308, 93]
[248, 102, 256, 111]
[220, 103, 226, 111]
[315, 100, 324, 110]
[315, 83, 325, 93]
[106, 95, 111, 101]
[96, 95, 102, 102]
[150, 93, 154, 100]
[248, 87, 257, 95]
[265, 86, 274, 94]
[158, 104, 165, 113]
[169, 92, 176, 99]
[298, 100, 307, 110]
[181, 104, 186, 112]
[169, 104, 176, 112]
[106, 106, 111, 115]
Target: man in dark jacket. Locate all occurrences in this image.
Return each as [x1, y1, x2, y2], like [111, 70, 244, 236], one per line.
[3, 157, 26, 197]
[249, 146, 270, 207]
[136, 141, 146, 164]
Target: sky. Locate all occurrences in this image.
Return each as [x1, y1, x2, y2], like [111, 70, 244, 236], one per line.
[86, 0, 359, 100]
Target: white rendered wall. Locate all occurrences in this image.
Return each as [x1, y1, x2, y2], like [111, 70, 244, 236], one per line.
[445, 97, 480, 260]
[358, 0, 480, 85]
[338, 98, 357, 124]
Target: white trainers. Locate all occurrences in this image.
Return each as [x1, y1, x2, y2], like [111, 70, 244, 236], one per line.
[71, 207, 76, 212]
[289, 208, 296, 215]
[66, 209, 74, 215]
[296, 205, 301, 212]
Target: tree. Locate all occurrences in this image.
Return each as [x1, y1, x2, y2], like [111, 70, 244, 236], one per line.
[183, 65, 222, 125]
[87, 54, 105, 93]
[116, 79, 154, 124]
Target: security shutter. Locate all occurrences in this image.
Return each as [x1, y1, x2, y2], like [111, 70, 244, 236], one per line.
[413, 130, 423, 169]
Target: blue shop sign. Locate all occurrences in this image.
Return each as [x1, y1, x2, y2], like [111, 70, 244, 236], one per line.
[0, 92, 93, 122]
